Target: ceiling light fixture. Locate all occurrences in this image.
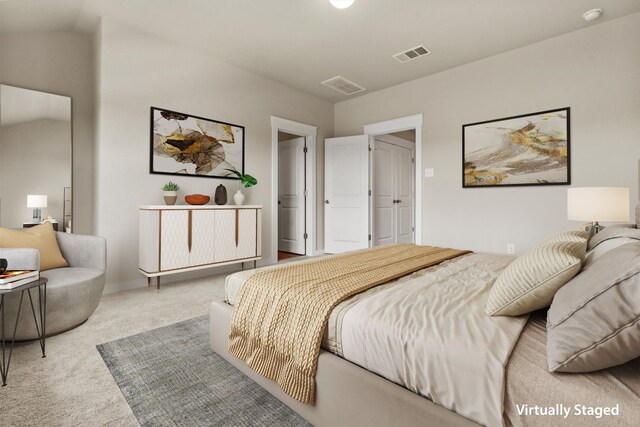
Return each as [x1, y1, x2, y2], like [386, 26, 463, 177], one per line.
[330, 0, 355, 9]
[582, 8, 603, 22]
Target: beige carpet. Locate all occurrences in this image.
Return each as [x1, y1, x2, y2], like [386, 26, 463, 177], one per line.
[0, 274, 227, 426]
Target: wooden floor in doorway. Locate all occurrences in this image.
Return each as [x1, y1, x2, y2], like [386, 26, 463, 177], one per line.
[278, 251, 303, 261]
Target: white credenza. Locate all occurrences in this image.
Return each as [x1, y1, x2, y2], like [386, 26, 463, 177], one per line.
[139, 205, 262, 290]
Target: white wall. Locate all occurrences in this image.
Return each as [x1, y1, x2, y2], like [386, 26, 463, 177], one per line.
[335, 14, 640, 255]
[95, 21, 334, 293]
[0, 119, 71, 228]
[0, 32, 95, 234]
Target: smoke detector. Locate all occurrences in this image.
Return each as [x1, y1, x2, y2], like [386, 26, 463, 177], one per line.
[393, 45, 431, 64]
[321, 76, 366, 96]
[582, 8, 603, 22]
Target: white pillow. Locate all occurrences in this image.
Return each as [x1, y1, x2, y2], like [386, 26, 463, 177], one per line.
[487, 240, 586, 316]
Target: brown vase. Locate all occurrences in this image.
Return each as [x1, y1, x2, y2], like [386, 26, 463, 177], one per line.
[214, 184, 227, 205]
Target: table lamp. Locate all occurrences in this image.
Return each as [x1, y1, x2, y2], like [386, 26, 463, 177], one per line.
[27, 195, 47, 223]
[567, 187, 629, 238]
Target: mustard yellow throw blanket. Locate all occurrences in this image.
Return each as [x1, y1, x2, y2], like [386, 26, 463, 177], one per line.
[228, 244, 470, 403]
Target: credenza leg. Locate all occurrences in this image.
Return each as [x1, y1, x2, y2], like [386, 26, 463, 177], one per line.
[147, 277, 150, 287]
[156, 277, 160, 293]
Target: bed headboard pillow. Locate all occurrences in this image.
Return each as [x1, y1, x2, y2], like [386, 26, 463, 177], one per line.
[547, 241, 640, 372]
[584, 227, 640, 268]
[543, 230, 589, 244]
[486, 237, 587, 317]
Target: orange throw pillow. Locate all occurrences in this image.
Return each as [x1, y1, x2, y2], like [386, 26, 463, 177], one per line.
[0, 223, 68, 271]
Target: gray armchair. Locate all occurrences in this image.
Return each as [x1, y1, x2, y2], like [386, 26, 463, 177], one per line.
[0, 232, 106, 340]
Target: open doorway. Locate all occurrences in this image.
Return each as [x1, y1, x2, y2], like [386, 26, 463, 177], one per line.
[278, 131, 306, 261]
[371, 130, 416, 246]
[323, 114, 423, 254]
[271, 116, 318, 264]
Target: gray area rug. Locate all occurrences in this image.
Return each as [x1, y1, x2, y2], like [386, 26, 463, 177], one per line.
[97, 316, 310, 427]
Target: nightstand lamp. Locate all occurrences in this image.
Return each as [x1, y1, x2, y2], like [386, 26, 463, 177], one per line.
[27, 194, 47, 223]
[567, 187, 629, 238]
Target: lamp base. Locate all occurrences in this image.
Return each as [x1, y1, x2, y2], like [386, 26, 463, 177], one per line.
[32, 208, 42, 223]
[585, 221, 605, 239]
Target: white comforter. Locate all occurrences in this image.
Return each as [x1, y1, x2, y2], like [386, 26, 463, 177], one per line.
[226, 252, 528, 426]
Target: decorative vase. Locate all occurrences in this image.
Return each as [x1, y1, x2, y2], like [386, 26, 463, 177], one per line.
[214, 184, 228, 205]
[233, 189, 245, 205]
[163, 191, 177, 205]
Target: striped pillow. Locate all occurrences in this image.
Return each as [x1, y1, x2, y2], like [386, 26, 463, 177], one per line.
[543, 230, 589, 244]
[486, 240, 587, 316]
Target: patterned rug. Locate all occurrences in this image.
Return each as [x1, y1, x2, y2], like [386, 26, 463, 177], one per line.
[97, 316, 310, 427]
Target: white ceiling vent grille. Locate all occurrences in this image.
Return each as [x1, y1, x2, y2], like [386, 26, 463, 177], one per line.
[321, 75, 366, 96]
[393, 45, 431, 63]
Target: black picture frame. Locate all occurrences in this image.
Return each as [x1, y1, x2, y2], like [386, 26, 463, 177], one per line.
[149, 107, 245, 180]
[462, 107, 570, 188]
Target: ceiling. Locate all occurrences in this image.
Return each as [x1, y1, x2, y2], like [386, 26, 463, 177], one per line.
[1, 0, 639, 102]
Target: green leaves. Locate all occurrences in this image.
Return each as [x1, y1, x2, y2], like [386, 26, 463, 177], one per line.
[224, 168, 258, 188]
[162, 181, 180, 191]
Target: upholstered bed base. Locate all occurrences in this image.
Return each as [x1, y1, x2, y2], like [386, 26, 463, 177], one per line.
[210, 300, 478, 427]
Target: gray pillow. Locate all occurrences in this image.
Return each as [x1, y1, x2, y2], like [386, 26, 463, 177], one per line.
[587, 226, 640, 251]
[547, 241, 640, 372]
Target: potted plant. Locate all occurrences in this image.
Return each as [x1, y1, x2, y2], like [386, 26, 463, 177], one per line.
[162, 181, 180, 205]
[224, 168, 257, 205]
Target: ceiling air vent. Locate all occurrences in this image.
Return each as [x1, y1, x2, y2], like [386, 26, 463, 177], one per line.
[393, 45, 431, 63]
[321, 76, 366, 96]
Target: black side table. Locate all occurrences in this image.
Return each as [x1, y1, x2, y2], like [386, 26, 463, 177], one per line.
[23, 222, 59, 231]
[0, 277, 47, 386]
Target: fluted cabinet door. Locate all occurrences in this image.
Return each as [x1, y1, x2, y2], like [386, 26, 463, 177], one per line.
[190, 210, 217, 266]
[214, 210, 237, 263]
[237, 209, 258, 259]
[160, 210, 190, 271]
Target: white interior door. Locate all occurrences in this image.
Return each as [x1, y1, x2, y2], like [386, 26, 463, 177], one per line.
[278, 137, 306, 254]
[372, 140, 395, 246]
[371, 137, 415, 246]
[324, 135, 369, 254]
[395, 145, 415, 244]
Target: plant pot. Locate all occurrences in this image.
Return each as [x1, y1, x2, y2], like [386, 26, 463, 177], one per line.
[163, 191, 177, 205]
[233, 189, 245, 205]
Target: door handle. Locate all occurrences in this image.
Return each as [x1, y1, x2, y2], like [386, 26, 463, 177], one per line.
[278, 200, 281, 205]
[325, 200, 330, 204]
[392, 200, 402, 204]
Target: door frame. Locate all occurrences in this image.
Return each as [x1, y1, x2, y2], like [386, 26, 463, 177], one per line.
[271, 116, 318, 264]
[363, 114, 423, 245]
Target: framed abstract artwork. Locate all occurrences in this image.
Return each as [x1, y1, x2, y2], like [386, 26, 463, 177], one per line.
[462, 107, 570, 188]
[150, 107, 244, 179]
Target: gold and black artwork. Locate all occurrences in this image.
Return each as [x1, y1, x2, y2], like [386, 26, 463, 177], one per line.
[150, 107, 244, 179]
[463, 107, 570, 188]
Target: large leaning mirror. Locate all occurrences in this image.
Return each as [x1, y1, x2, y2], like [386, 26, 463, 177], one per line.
[0, 84, 72, 232]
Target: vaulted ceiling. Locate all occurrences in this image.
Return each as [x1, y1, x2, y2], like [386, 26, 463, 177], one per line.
[1, 0, 639, 102]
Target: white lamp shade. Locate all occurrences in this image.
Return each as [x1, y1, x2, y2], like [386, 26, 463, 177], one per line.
[567, 187, 629, 223]
[330, 0, 355, 9]
[27, 194, 48, 208]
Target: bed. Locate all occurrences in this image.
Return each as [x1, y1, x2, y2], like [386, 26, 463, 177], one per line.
[210, 204, 640, 426]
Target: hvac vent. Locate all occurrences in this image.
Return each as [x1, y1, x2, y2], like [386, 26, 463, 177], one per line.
[393, 45, 431, 63]
[321, 75, 366, 96]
